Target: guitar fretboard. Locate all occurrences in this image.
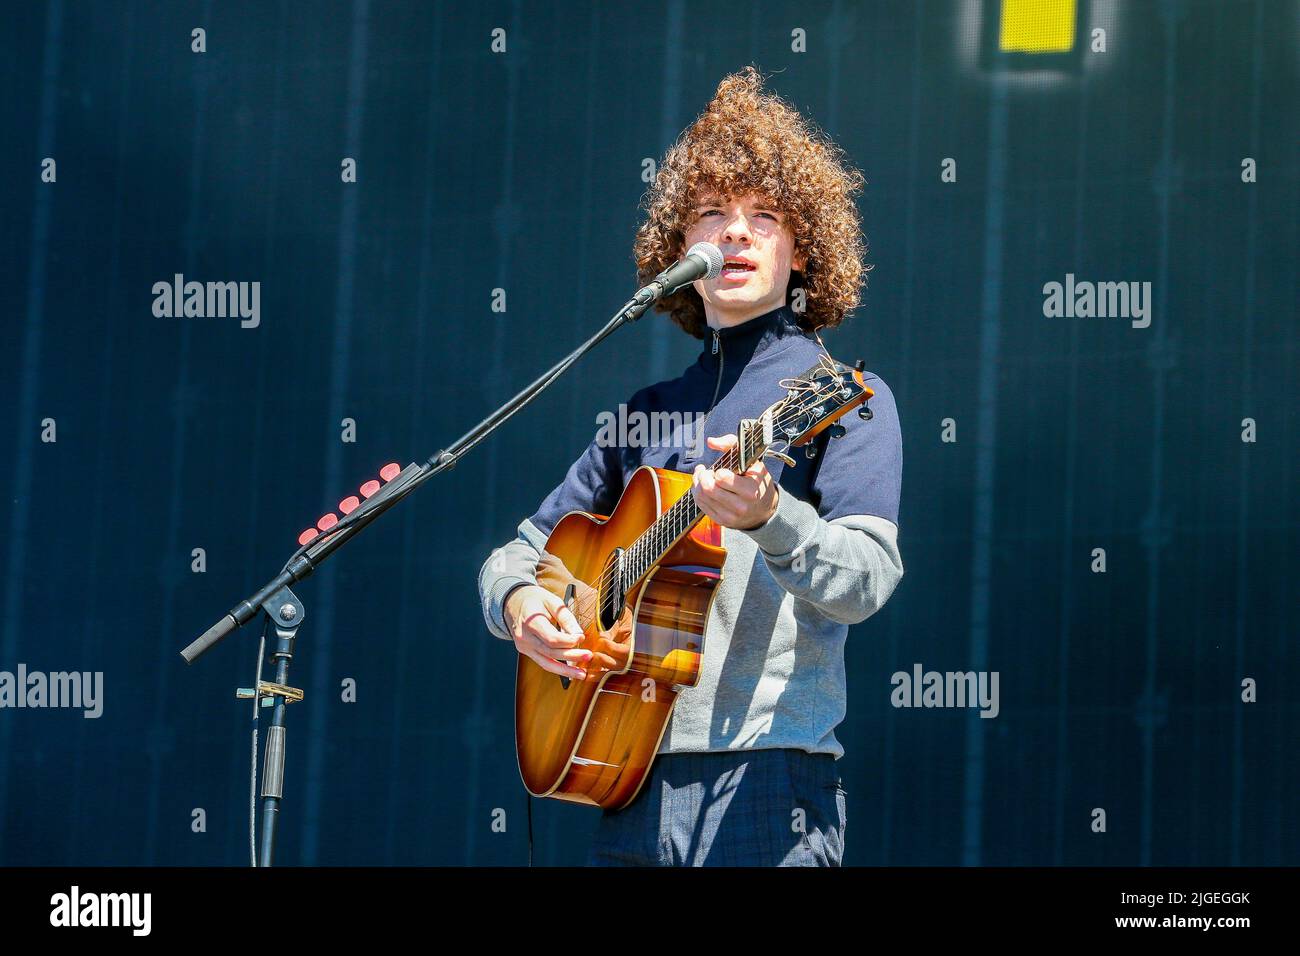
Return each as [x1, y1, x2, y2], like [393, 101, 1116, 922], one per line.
[611, 353, 855, 598]
[616, 413, 772, 594]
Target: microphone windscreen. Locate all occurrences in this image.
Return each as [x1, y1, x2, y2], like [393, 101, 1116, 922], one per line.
[686, 242, 724, 280]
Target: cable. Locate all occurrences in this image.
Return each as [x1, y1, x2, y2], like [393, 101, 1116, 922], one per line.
[249, 616, 268, 866]
[526, 794, 534, 867]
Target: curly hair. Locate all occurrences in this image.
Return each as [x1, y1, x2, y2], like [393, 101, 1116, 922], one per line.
[633, 65, 868, 339]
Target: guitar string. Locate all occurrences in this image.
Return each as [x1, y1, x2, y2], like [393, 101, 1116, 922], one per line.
[615, 356, 847, 589]
[577, 360, 846, 614]
[559, 360, 853, 629]
[597, 389, 812, 600]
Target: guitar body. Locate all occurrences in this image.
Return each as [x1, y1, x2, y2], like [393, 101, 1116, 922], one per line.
[514, 465, 725, 810]
[511, 354, 872, 810]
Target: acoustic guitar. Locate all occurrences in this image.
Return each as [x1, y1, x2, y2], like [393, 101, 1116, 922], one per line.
[515, 354, 875, 809]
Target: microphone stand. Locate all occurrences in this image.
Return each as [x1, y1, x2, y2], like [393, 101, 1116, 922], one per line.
[180, 288, 664, 867]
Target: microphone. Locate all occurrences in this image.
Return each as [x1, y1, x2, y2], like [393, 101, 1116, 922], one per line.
[634, 242, 724, 303]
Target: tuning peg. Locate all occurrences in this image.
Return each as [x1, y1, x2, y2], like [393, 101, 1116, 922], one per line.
[297, 528, 319, 546]
[339, 495, 361, 515]
[380, 462, 401, 481]
[359, 479, 381, 498]
[858, 405, 873, 421]
[804, 444, 819, 460]
[317, 513, 339, 532]
[854, 359, 864, 372]
[828, 423, 847, 440]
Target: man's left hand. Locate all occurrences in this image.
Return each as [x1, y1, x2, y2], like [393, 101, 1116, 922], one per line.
[691, 434, 779, 531]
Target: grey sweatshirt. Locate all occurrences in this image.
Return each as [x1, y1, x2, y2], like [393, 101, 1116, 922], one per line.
[477, 305, 903, 757]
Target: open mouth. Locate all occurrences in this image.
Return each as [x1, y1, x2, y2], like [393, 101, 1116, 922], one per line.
[721, 257, 757, 276]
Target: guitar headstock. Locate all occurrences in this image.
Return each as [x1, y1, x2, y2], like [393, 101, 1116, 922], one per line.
[768, 354, 875, 447]
[735, 355, 875, 470]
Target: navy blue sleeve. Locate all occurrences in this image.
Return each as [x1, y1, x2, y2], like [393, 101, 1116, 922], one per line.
[527, 425, 629, 538]
[478, 396, 637, 641]
[739, 370, 905, 625]
[808, 371, 902, 526]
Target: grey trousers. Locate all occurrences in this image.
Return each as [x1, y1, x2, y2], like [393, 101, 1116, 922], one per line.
[586, 748, 847, 866]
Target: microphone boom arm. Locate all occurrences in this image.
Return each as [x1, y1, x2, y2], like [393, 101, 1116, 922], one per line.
[180, 287, 663, 665]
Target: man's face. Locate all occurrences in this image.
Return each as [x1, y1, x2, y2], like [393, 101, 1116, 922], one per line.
[684, 191, 807, 330]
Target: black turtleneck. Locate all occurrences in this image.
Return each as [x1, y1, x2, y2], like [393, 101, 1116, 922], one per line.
[697, 304, 810, 375]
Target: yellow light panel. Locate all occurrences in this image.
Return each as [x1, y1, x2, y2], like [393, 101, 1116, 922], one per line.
[999, 0, 1076, 53]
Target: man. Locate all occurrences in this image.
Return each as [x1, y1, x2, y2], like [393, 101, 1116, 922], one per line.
[478, 66, 903, 865]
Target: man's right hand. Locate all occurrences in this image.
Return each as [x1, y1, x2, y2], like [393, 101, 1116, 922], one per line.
[504, 584, 592, 680]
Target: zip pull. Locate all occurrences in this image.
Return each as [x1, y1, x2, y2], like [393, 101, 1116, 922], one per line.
[711, 330, 719, 355]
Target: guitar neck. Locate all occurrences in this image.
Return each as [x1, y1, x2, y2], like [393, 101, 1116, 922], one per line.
[617, 353, 868, 594]
[618, 412, 774, 591]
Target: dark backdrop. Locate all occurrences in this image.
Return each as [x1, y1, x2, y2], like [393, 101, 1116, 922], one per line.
[0, 0, 1295, 866]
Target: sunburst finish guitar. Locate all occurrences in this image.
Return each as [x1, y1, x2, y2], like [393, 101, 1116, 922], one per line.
[515, 355, 875, 809]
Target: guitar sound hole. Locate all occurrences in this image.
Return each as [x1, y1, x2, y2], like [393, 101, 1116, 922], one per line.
[597, 549, 626, 631]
